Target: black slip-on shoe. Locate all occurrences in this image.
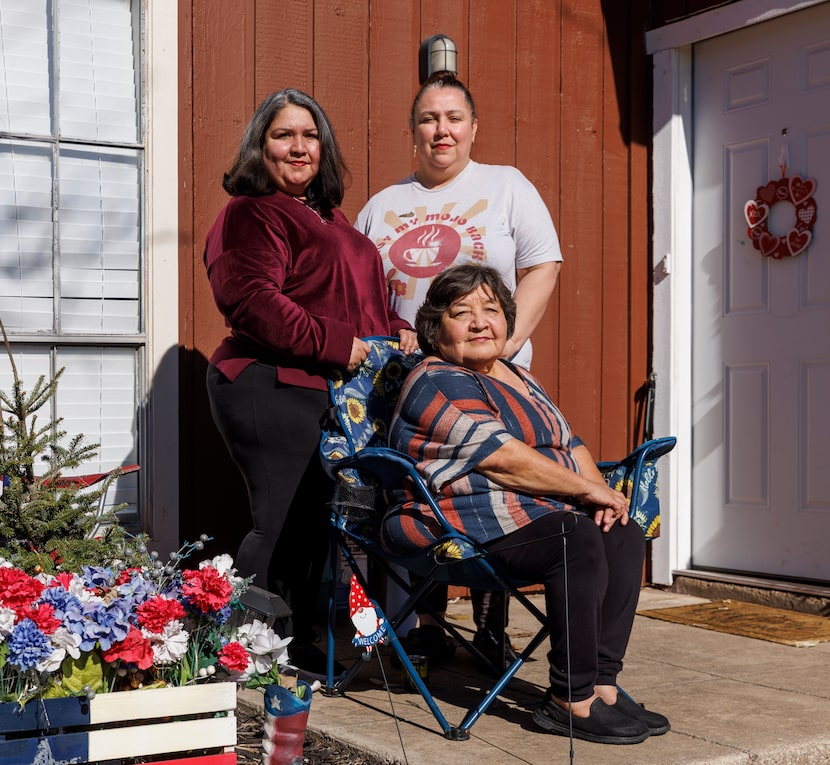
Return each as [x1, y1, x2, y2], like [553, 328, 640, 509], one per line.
[532, 696, 650, 745]
[611, 691, 670, 735]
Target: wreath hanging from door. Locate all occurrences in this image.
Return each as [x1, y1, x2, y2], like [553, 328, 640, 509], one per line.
[744, 172, 817, 259]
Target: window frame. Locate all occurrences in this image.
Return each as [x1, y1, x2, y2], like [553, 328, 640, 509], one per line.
[0, 0, 180, 553]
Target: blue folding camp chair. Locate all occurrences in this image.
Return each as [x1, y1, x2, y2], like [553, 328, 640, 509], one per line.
[319, 337, 676, 740]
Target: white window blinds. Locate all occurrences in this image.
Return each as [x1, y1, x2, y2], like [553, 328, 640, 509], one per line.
[0, 141, 54, 331]
[0, 0, 141, 334]
[0, 0, 141, 522]
[59, 0, 139, 143]
[0, 346, 139, 520]
[59, 147, 141, 333]
[0, 1, 51, 135]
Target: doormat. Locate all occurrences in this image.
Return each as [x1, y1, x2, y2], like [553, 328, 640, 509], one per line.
[637, 599, 830, 647]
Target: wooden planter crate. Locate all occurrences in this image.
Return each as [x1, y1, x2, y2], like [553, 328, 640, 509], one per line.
[0, 682, 237, 765]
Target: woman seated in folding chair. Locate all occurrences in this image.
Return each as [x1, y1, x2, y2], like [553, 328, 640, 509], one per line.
[381, 264, 669, 745]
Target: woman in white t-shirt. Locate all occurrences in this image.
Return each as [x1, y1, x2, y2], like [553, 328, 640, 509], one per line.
[355, 71, 563, 668]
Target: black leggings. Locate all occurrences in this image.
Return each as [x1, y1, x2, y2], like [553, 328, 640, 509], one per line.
[206, 362, 332, 643]
[486, 512, 645, 701]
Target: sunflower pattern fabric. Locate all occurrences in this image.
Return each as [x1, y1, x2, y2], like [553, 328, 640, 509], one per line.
[320, 337, 422, 484]
[597, 436, 676, 540]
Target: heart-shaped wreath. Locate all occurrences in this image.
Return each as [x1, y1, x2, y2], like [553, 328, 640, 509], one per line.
[744, 174, 817, 259]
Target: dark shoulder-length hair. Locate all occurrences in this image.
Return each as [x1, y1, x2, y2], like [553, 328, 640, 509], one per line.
[410, 71, 477, 131]
[416, 265, 516, 355]
[222, 88, 348, 216]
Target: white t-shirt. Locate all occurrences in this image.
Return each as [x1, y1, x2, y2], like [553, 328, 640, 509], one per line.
[355, 160, 562, 369]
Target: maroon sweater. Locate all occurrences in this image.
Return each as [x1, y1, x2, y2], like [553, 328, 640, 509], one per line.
[204, 191, 410, 391]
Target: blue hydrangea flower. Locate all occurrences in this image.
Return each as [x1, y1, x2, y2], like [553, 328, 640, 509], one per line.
[60, 596, 88, 640]
[75, 600, 110, 652]
[117, 572, 154, 606]
[159, 578, 182, 600]
[82, 565, 115, 590]
[215, 604, 231, 626]
[72, 597, 132, 652]
[39, 586, 82, 621]
[94, 598, 133, 651]
[7, 619, 52, 670]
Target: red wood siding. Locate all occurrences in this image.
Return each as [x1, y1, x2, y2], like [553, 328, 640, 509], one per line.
[177, 1, 652, 557]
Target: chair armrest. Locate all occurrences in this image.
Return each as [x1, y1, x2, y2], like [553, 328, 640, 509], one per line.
[597, 437, 676, 529]
[336, 448, 460, 537]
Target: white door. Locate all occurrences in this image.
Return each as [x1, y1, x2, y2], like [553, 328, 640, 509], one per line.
[692, 2, 830, 582]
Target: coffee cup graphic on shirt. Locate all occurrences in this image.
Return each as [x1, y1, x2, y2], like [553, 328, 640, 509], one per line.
[403, 227, 441, 266]
[389, 224, 461, 277]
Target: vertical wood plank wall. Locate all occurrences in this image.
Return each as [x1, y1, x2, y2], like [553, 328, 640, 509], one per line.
[177, 0, 651, 554]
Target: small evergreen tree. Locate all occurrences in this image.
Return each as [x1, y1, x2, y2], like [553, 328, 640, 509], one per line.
[0, 320, 130, 574]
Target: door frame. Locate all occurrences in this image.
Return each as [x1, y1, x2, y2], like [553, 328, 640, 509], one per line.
[145, 2, 180, 555]
[646, 0, 827, 585]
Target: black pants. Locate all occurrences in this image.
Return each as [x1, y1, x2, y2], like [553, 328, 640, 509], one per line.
[206, 362, 332, 643]
[486, 512, 645, 701]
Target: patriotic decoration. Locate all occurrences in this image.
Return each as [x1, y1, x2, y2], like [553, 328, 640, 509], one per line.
[348, 575, 386, 651]
[0, 683, 237, 765]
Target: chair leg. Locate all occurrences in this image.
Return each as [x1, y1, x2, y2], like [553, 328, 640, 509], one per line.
[496, 594, 509, 669]
[324, 531, 557, 740]
[324, 543, 462, 737]
[456, 622, 550, 735]
[325, 534, 341, 692]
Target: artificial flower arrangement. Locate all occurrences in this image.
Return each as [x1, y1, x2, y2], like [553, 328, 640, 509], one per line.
[0, 536, 293, 707]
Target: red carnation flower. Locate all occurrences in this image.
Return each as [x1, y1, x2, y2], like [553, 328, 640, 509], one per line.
[182, 567, 232, 614]
[0, 567, 44, 617]
[28, 602, 61, 634]
[218, 641, 249, 673]
[136, 596, 185, 633]
[115, 567, 142, 586]
[51, 572, 75, 590]
[101, 626, 155, 670]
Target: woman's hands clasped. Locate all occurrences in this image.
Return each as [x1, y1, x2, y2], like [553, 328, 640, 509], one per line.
[578, 480, 630, 532]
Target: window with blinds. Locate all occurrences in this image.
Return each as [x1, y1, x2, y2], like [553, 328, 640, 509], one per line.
[0, 0, 141, 525]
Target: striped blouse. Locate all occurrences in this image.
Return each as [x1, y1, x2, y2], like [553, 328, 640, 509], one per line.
[381, 358, 586, 554]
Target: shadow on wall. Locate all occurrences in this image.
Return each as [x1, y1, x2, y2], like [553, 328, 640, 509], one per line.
[599, 0, 650, 148]
[177, 345, 250, 564]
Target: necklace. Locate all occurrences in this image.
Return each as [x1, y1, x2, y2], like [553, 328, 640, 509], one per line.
[291, 194, 329, 224]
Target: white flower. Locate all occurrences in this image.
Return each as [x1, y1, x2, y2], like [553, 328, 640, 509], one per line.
[37, 629, 82, 673]
[200, 554, 245, 589]
[53, 627, 82, 659]
[144, 620, 190, 665]
[0, 606, 15, 637]
[63, 575, 100, 604]
[200, 554, 234, 575]
[235, 619, 292, 674]
[36, 648, 65, 674]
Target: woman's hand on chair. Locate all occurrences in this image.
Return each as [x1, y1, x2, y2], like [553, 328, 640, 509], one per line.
[347, 338, 371, 372]
[397, 328, 419, 355]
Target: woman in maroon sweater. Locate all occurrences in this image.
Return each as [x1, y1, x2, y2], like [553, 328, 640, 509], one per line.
[204, 89, 414, 676]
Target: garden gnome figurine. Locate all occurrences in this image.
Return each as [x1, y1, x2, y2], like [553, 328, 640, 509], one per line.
[349, 575, 386, 652]
[262, 680, 313, 765]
